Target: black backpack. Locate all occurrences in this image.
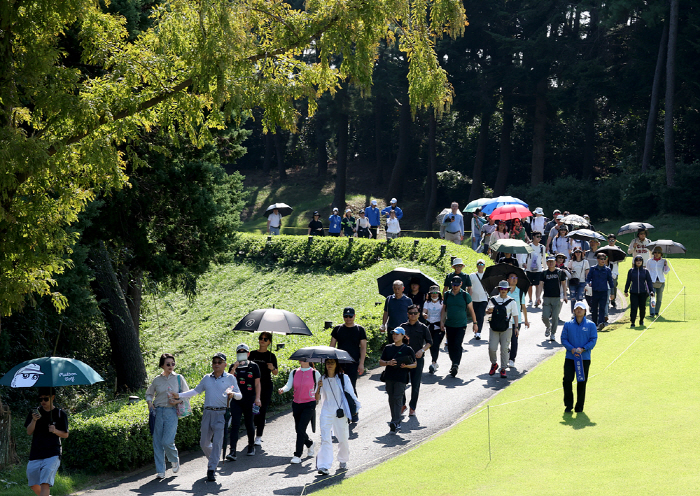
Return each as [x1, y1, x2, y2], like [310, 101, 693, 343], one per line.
[489, 297, 513, 332]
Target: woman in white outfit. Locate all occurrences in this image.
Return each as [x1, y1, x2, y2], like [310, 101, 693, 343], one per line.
[315, 358, 360, 475]
[628, 229, 652, 264]
[386, 210, 401, 239]
[646, 246, 670, 317]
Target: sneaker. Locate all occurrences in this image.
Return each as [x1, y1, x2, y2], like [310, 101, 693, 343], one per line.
[339, 462, 348, 469]
[396, 423, 402, 432]
[389, 422, 397, 433]
[400, 405, 407, 415]
[409, 409, 416, 416]
[611, 300, 617, 308]
[156, 473, 166, 479]
[640, 319, 644, 326]
[500, 368, 507, 378]
[428, 363, 435, 374]
[549, 334, 556, 342]
[630, 322, 635, 328]
[544, 328, 550, 337]
[449, 364, 458, 377]
[207, 470, 216, 482]
[172, 460, 180, 474]
[307, 441, 315, 457]
[596, 323, 605, 331]
[290, 456, 302, 464]
[247, 446, 255, 456]
[564, 407, 573, 413]
[318, 467, 330, 475]
[508, 360, 515, 368]
[225, 453, 237, 462]
[475, 333, 481, 340]
[254, 436, 262, 446]
[433, 362, 439, 371]
[489, 363, 498, 376]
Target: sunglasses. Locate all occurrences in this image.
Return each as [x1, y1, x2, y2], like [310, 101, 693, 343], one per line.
[212, 360, 225, 365]
[38, 396, 50, 402]
[259, 337, 270, 341]
[164, 362, 175, 367]
[477, 263, 485, 266]
[598, 256, 607, 260]
[408, 311, 419, 315]
[343, 315, 354, 318]
[499, 288, 509, 291]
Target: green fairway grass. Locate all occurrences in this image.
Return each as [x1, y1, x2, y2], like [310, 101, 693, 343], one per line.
[314, 258, 699, 496]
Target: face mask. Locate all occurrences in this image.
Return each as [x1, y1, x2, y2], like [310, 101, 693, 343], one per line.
[236, 353, 248, 362]
[431, 295, 439, 301]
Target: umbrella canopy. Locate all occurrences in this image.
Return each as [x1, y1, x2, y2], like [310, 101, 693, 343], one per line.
[646, 240, 687, 254]
[617, 222, 654, 236]
[489, 239, 534, 255]
[263, 203, 293, 217]
[481, 264, 531, 294]
[567, 229, 605, 242]
[436, 207, 463, 223]
[233, 308, 312, 336]
[489, 204, 533, 221]
[464, 198, 491, 213]
[560, 214, 589, 227]
[289, 346, 356, 364]
[377, 268, 440, 297]
[481, 196, 528, 215]
[0, 357, 104, 388]
[595, 246, 627, 263]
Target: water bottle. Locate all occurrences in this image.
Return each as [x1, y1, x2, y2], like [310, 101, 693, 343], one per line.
[651, 295, 656, 310]
[252, 404, 260, 415]
[223, 386, 235, 397]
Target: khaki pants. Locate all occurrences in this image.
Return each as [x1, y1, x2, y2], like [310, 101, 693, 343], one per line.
[489, 328, 512, 369]
[445, 231, 462, 245]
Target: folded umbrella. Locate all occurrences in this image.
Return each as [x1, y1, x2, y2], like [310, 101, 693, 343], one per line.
[646, 240, 687, 254]
[617, 222, 654, 236]
[233, 308, 312, 336]
[223, 397, 231, 460]
[377, 268, 440, 297]
[567, 229, 605, 242]
[481, 196, 528, 215]
[481, 264, 531, 294]
[0, 357, 104, 388]
[489, 204, 533, 221]
[489, 239, 534, 255]
[595, 246, 627, 263]
[263, 203, 293, 217]
[560, 214, 589, 227]
[289, 346, 356, 364]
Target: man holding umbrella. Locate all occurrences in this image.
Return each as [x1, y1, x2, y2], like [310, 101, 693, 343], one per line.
[25, 387, 69, 496]
[381, 281, 413, 342]
[267, 207, 282, 235]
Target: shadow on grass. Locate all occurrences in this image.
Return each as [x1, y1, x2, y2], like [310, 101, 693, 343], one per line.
[560, 411, 596, 430]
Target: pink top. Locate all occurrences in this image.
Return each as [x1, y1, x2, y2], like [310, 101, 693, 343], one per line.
[293, 369, 318, 404]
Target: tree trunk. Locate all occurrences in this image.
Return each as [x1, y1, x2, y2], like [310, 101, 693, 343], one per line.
[664, 0, 678, 186]
[582, 97, 596, 179]
[374, 94, 384, 185]
[424, 111, 438, 230]
[531, 77, 548, 186]
[642, 21, 669, 172]
[469, 110, 492, 201]
[333, 105, 349, 210]
[315, 113, 328, 177]
[90, 242, 147, 392]
[386, 96, 412, 201]
[126, 269, 143, 338]
[263, 132, 273, 172]
[494, 92, 513, 196]
[273, 128, 287, 182]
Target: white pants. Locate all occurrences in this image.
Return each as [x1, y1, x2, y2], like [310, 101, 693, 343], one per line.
[316, 413, 350, 470]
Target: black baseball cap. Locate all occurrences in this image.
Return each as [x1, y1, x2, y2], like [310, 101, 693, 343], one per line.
[451, 276, 462, 286]
[343, 307, 355, 317]
[212, 352, 227, 362]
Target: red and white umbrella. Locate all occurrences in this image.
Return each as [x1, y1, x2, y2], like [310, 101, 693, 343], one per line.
[489, 204, 533, 221]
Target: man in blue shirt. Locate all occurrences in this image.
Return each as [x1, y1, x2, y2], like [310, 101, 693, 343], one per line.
[328, 208, 342, 237]
[561, 302, 598, 413]
[364, 200, 381, 239]
[381, 198, 404, 220]
[442, 202, 464, 245]
[585, 252, 614, 329]
[381, 280, 413, 343]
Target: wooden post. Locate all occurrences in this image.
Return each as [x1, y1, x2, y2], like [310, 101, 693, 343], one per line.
[440, 245, 447, 256]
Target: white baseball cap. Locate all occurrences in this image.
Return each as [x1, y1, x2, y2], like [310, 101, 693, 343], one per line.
[390, 198, 397, 204]
[371, 200, 377, 205]
[333, 207, 338, 212]
[574, 301, 588, 312]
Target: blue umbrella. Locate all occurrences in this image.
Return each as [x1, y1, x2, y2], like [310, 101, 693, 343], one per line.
[481, 196, 528, 215]
[0, 357, 104, 388]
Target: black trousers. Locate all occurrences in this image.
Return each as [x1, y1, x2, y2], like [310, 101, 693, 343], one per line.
[473, 301, 488, 334]
[428, 324, 444, 363]
[445, 326, 466, 366]
[292, 401, 316, 457]
[563, 358, 591, 412]
[343, 366, 359, 395]
[230, 399, 255, 451]
[370, 227, 378, 239]
[509, 323, 521, 361]
[629, 292, 648, 323]
[254, 384, 273, 437]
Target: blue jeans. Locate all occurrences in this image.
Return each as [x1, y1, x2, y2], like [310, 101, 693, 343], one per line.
[569, 282, 585, 312]
[650, 282, 664, 315]
[591, 290, 607, 325]
[472, 234, 481, 251]
[153, 406, 179, 474]
[269, 226, 280, 235]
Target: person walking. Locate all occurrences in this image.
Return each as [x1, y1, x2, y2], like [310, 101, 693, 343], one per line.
[226, 344, 261, 460]
[356, 210, 372, 238]
[486, 281, 519, 378]
[381, 280, 413, 341]
[443, 202, 464, 245]
[551, 225, 572, 260]
[443, 258, 472, 294]
[308, 211, 324, 236]
[379, 327, 416, 433]
[542, 256, 568, 342]
[646, 247, 670, 317]
[468, 259, 488, 340]
[340, 209, 356, 237]
[628, 229, 652, 264]
[423, 286, 444, 373]
[506, 273, 528, 369]
[146, 353, 189, 478]
[440, 277, 478, 377]
[561, 302, 598, 413]
[525, 231, 547, 306]
[543, 209, 561, 239]
[315, 358, 360, 474]
[585, 252, 614, 329]
[328, 208, 342, 237]
[169, 352, 242, 482]
[489, 221, 509, 259]
[25, 387, 69, 496]
[400, 304, 432, 416]
[330, 307, 367, 395]
[385, 209, 401, 239]
[365, 200, 381, 239]
[471, 209, 484, 251]
[267, 207, 282, 235]
[530, 207, 547, 234]
[381, 198, 404, 219]
[624, 255, 655, 327]
[545, 214, 564, 252]
[278, 360, 321, 464]
[606, 234, 620, 309]
[407, 277, 425, 312]
[248, 333, 278, 447]
[567, 248, 589, 313]
[479, 216, 497, 254]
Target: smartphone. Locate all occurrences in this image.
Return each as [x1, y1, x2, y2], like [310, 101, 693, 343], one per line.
[34, 407, 42, 416]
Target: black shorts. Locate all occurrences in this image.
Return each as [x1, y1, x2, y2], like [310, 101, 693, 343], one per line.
[526, 271, 543, 285]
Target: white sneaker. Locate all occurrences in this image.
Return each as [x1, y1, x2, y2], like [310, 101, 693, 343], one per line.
[290, 456, 302, 464]
[433, 362, 439, 371]
[318, 467, 330, 475]
[172, 460, 180, 474]
[339, 462, 348, 469]
[254, 436, 262, 446]
[156, 473, 165, 479]
[307, 441, 315, 457]
[508, 360, 515, 368]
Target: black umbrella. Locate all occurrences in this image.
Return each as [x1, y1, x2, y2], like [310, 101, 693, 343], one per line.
[263, 203, 293, 217]
[595, 246, 627, 263]
[289, 346, 356, 364]
[481, 263, 531, 294]
[377, 268, 440, 297]
[233, 308, 312, 336]
[646, 239, 687, 254]
[567, 229, 605, 242]
[617, 222, 654, 236]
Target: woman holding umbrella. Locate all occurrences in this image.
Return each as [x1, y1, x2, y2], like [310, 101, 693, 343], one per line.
[379, 327, 416, 433]
[646, 247, 670, 317]
[624, 255, 655, 327]
[567, 248, 589, 313]
[248, 332, 279, 447]
[489, 221, 509, 258]
[628, 229, 652, 264]
[146, 353, 189, 478]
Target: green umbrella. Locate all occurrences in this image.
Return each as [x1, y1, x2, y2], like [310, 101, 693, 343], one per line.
[490, 239, 534, 255]
[0, 357, 104, 388]
[464, 198, 491, 213]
